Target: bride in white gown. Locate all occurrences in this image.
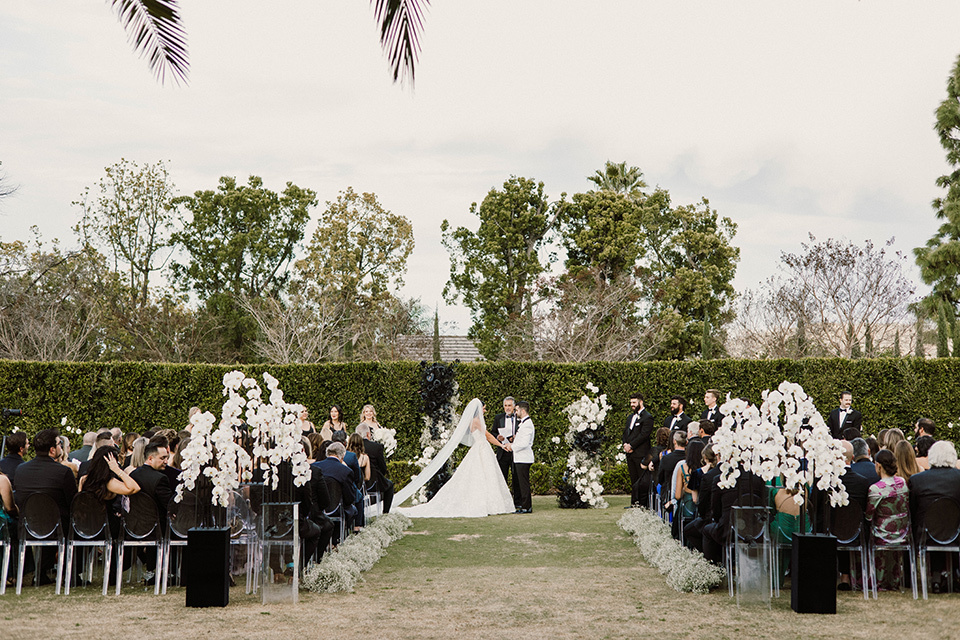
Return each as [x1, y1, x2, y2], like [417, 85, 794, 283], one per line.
[395, 399, 515, 518]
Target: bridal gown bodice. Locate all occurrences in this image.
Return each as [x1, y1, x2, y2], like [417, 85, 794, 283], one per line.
[397, 430, 515, 518]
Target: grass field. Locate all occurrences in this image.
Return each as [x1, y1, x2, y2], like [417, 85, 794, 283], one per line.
[1, 495, 957, 639]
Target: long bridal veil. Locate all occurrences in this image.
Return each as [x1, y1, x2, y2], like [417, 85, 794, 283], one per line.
[393, 398, 484, 507]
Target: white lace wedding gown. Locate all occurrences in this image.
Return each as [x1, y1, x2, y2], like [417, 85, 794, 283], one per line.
[396, 403, 515, 518]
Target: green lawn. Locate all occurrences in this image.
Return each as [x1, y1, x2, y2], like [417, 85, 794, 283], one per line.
[1, 495, 956, 639]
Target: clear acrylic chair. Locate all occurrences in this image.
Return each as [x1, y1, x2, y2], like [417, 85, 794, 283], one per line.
[64, 492, 113, 595]
[116, 493, 164, 595]
[827, 501, 869, 600]
[162, 490, 196, 594]
[16, 493, 65, 595]
[726, 503, 772, 604]
[0, 517, 11, 595]
[228, 488, 260, 594]
[918, 497, 960, 599]
[322, 477, 346, 547]
[867, 515, 918, 599]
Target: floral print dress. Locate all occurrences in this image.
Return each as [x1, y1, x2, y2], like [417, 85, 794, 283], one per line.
[865, 476, 910, 590]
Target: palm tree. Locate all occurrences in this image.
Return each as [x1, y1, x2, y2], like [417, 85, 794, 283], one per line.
[587, 161, 648, 195]
[110, 0, 429, 86]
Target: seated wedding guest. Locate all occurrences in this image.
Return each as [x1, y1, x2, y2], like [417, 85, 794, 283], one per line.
[701, 467, 766, 564]
[129, 441, 172, 581]
[914, 417, 936, 441]
[894, 440, 922, 481]
[168, 436, 189, 489]
[672, 440, 704, 539]
[357, 425, 394, 514]
[314, 442, 359, 538]
[884, 428, 906, 451]
[830, 440, 871, 590]
[79, 446, 140, 539]
[866, 449, 910, 590]
[120, 432, 138, 464]
[332, 431, 363, 529]
[865, 436, 880, 461]
[697, 418, 718, 445]
[186, 406, 201, 432]
[322, 405, 347, 439]
[686, 421, 702, 446]
[657, 432, 686, 514]
[300, 437, 334, 561]
[908, 440, 960, 589]
[915, 435, 935, 471]
[56, 436, 79, 479]
[850, 438, 880, 485]
[78, 431, 115, 479]
[0, 432, 28, 485]
[69, 432, 96, 464]
[299, 409, 315, 437]
[683, 445, 719, 552]
[14, 429, 78, 583]
[347, 433, 371, 486]
[123, 437, 148, 473]
[876, 429, 890, 450]
[842, 427, 860, 442]
[650, 427, 671, 477]
[770, 483, 808, 579]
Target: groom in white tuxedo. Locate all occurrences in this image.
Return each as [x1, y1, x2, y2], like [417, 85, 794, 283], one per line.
[505, 400, 535, 514]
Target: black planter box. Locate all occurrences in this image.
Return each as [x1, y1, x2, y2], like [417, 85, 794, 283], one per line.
[185, 527, 230, 608]
[791, 533, 837, 614]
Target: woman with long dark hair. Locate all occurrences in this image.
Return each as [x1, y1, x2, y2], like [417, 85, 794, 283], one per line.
[79, 446, 140, 536]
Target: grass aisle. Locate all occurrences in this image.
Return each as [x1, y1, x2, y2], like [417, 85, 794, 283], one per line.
[2, 495, 955, 639]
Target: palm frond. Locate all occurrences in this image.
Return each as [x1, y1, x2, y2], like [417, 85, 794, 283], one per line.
[109, 0, 189, 85]
[370, 0, 429, 85]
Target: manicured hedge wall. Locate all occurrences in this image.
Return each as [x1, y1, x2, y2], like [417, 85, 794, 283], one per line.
[2, 358, 959, 463]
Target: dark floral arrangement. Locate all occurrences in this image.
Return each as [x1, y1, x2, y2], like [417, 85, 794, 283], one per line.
[419, 361, 458, 501]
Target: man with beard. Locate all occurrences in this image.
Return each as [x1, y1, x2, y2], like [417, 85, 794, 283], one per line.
[622, 393, 655, 508]
[664, 396, 692, 435]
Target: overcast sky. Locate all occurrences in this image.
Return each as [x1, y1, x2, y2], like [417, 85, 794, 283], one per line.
[2, 1, 959, 332]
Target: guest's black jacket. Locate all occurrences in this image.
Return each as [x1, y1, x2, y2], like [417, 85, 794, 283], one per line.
[908, 466, 960, 537]
[709, 471, 767, 536]
[13, 456, 78, 530]
[363, 439, 391, 491]
[623, 409, 655, 461]
[129, 465, 173, 525]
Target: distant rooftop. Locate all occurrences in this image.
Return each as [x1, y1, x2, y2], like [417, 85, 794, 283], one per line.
[395, 335, 485, 362]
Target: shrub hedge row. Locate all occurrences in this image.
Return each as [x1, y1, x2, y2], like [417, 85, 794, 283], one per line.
[2, 358, 958, 478]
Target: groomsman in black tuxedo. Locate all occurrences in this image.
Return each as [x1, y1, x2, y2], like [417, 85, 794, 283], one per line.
[664, 396, 692, 434]
[622, 393, 655, 508]
[700, 389, 724, 432]
[826, 391, 862, 440]
[490, 397, 518, 489]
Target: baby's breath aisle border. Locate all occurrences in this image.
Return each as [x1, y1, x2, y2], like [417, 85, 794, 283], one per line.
[301, 513, 412, 593]
[618, 508, 725, 594]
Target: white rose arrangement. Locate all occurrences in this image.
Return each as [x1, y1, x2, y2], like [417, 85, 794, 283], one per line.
[559, 382, 611, 509]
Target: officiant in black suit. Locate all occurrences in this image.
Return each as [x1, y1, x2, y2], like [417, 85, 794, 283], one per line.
[490, 396, 519, 487]
[664, 396, 692, 434]
[622, 393, 655, 508]
[826, 391, 862, 440]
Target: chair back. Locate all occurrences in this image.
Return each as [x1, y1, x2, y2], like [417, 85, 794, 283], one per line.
[123, 493, 160, 539]
[924, 497, 960, 546]
[323, 477, 343, 515]
[828, 500, 864, 545]
[228, 490, 254, 537]
[168, 490, 198, 539]
[20, 493, 62, 541]
[70, 492, 109, 540]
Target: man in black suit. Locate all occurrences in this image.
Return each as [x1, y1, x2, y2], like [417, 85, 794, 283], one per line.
[315, 442, 360, 535]
[828, 440, 871, 590]
[13, 428, 77, 582]
[357, 424, 394, 514]
[129, 441, 172, 576]
[908, 441, 960, 586]
[700, 389, 724, 433]
[701, 469, 767, 564]
[849, 438, 879, 485]
[664, 396, 692, 435]
[490, 396, 518, 486]
[826, 391, 862, 440]
[0, 431, 28, 486]
[622, 393, 655, 508]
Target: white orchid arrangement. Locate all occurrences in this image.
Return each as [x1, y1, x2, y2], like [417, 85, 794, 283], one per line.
[371, 425, 398, 458]
[712, 380, 849, 508]
[561, 382, 611, 508]
[175, 370, 311, 508]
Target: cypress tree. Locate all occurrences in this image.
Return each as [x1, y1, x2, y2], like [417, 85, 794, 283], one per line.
[432, 308, 441, 362]
[937, 304, 950, 357]
[893, 329, 901, 357]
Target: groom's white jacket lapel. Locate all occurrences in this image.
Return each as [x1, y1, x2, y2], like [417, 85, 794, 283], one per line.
[512, 417, 535, 464]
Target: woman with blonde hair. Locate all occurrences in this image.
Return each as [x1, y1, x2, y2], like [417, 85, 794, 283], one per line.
[883, 428, 906, 450]
[358, 404, 380, 430]
[124, 437, 148, 473]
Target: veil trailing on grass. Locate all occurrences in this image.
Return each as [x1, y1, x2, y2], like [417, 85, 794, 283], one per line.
[393, 398, 483, 507]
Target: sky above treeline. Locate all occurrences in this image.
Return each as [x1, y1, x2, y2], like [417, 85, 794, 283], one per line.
[2, 1, 959, 332]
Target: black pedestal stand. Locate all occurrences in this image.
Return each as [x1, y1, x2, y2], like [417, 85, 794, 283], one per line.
[791, 533, 837, 614]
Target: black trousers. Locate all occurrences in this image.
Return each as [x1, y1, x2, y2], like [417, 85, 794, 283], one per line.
[380, 478, 395, 514]
[513, 462, 532, 511]
[627, 454, 645, 505]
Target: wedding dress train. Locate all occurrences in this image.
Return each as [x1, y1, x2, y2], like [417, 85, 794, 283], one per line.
[395, 399, 515, 518]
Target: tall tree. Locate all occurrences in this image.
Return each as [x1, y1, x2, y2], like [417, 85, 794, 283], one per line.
[586, 160, 647, 195]
[171, 175, 315, 360]
[74, 158, 176, 309]
[0, 161, 17, 201]
[915, 53, 960, 312]
[442, 176, 562, 359]
[937, 303, 951, 357]
[561, 188, 643, 282]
